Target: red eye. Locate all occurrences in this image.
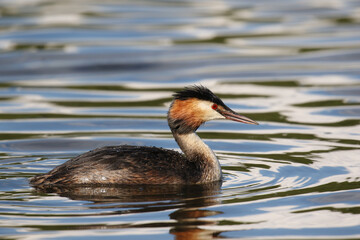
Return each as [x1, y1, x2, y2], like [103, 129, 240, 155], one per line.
[212, 104, 218, 110]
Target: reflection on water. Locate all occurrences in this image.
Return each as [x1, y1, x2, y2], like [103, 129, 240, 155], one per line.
[33, 183, 222, 205]
[0, 0, 360, 239]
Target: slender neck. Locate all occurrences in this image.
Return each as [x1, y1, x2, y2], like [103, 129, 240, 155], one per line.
[171, 130, 222, 183]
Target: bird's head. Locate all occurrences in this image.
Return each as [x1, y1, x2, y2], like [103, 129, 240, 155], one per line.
[168, 86, 258, 134]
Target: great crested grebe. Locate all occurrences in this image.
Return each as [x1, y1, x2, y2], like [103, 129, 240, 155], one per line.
[30, 86, 258, 186]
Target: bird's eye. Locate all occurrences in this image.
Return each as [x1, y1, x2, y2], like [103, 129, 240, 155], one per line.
[211, 104, 218, 110]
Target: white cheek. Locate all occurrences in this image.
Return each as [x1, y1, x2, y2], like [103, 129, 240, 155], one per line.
[198, 101, 225, 120]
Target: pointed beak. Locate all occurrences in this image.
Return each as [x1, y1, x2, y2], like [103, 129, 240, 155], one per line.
[218, 108, 259, 125]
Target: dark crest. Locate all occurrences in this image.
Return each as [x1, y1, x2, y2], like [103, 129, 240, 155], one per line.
[173, 85, 225, 106]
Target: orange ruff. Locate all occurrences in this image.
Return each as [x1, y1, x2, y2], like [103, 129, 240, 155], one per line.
[169, 99, 205, 130]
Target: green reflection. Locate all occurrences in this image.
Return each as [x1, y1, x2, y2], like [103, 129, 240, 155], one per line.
[294, 99, 360, 107]
[66, 86, 181, 92]
[224, 181, 360, 204]
[223, 163, 271, 173]
[218, 220, 261, 225]
[247, 81, 300, 87]
[298, 48, 331, 53]
[293, 206, 360, 215]
[334, 17, 357, 24]
[0, 97, 12, 101]
[174, 33, 290, 45]
[0, 113, 162, 120]
[10, 43, 65, 51]
[51, 98, 172, 107]
[0, 133, 39, 141]
[0, 83, 14, 88]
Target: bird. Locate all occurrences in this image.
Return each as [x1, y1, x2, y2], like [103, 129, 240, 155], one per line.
[30, 86, 258, 186]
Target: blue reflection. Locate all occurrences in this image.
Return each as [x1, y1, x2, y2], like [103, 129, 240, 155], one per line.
[315, 107, 360, 117]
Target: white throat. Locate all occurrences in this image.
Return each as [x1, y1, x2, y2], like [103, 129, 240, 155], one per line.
[172, 131, 222, 183]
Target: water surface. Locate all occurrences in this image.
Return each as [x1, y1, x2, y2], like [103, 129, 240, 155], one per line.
[0, 0, 360, 239]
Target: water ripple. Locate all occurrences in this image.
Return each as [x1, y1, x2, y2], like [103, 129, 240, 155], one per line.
[0, 0, 360, 239]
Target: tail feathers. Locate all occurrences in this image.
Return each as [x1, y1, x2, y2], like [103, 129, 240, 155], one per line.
[29, 174, 49, 186]
[29, 174, 69, 186]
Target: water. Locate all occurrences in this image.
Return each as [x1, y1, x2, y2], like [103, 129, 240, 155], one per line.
[0, 0, 360, 239]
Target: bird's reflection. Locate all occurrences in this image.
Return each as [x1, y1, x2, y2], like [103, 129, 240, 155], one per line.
[170, 208, 222, 239]
[33, 183, 223, 239]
